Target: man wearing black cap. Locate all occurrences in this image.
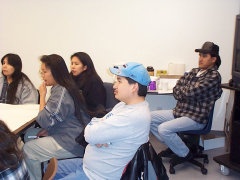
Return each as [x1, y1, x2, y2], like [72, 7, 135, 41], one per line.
[195, 41, 221, 70]
[151, 42, 222, 165]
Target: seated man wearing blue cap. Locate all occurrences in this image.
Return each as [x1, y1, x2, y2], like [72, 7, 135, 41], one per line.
[151, 42, 222, 165]
[53, 62, 151, 180]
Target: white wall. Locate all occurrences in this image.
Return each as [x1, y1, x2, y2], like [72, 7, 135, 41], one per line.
[0, 0, 240, 88]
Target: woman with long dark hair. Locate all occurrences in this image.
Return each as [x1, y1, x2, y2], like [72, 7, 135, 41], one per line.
[70, 52, 106, 112]
[23, 54, 90, 180]
[0, 53, 38, 104]
[0, 120, 30, 179]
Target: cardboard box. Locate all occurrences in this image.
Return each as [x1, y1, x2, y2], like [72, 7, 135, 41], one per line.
[199, 132, 225, 150]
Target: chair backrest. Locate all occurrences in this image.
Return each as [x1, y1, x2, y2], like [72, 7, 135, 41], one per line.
[121, 142, 149, 180]
[42, 157, 58, 180]
[37, 89, 40, 104]
[181, 106, 215, 135]
[121, 142, 168, 180]
[103, 82, 119, 110]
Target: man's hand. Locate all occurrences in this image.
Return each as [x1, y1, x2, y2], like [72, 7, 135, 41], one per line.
[95, 143, 109, 148]
[36, 129, 48, 138]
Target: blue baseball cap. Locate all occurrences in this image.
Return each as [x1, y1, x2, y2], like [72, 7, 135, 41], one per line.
[109, 62, 151, 86]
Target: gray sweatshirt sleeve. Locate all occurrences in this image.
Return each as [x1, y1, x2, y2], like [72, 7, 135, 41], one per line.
[0, 77, 3, 95]
[84, 114, 133, 145]
[18, 80, 38, 104]
[84, 102, 150, 145]
[0, 76, 38, 104]
[36, 86, 71, 129]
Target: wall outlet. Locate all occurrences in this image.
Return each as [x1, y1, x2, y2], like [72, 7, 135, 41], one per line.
[156, 107, 162, 110]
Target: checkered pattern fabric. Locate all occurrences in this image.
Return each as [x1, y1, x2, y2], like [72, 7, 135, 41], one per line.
[173, 66, 222, 124]
[0, 160, 30, 180]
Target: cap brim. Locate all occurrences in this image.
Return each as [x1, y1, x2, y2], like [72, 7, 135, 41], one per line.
[109, 66, 136, 78]
[109, 67, 119, 75]
[195, 49, 211, 54]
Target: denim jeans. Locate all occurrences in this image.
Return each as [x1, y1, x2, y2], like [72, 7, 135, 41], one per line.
[53, 158, 89, 180]
[150, 110, 205, 157]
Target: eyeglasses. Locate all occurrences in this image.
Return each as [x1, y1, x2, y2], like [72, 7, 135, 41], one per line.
[39, 70, 47, 76]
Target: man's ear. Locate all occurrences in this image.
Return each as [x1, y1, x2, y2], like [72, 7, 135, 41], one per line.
[132, 83, 139, 93]
[212, 56, 217, 63]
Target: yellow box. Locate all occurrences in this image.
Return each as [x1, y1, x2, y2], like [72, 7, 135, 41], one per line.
[156, 70, 167, 76]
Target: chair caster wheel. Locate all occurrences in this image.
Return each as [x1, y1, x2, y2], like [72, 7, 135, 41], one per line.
[220, 165, 229, 175]
[169, 164, 175, 174]
[203, 158, 209, 164]
[201, 167, 208, 174]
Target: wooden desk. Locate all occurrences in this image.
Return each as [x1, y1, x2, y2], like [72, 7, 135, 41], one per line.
[13, 117, 37, 136]
[148, 89, 173, 95]
[0, 103, 39, 135]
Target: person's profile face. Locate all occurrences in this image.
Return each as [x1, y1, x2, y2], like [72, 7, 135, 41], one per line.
[39, 63, 57, 86]
[113, 76, 134, 104]
[2, 57, 15, 78]
[198, 53, 216, 71]
[71, 56, 87, 76]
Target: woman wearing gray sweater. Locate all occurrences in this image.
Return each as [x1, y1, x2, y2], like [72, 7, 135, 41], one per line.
[0, 53, 38, 104]
[23, 54, 90, 180]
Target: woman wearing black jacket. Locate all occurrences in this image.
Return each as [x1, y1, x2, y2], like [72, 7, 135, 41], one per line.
[70, 52, 106, 112]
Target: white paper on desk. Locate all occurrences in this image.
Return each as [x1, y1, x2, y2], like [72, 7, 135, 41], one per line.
[0, 103, 39, 131]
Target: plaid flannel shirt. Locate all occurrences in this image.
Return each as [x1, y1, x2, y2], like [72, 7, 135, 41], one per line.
[0, 160, 30, 180]
[173, 66, 222, 124]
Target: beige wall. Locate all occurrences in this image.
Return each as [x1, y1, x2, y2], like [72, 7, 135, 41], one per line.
[0, 0, 240, 88]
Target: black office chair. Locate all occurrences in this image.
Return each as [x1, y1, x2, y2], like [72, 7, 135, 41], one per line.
[121, 141, 168, 180]
[169, 106, 215, 175]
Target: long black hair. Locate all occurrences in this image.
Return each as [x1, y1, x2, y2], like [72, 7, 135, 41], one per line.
[40, 54, 87, 126]
[210, 53, 221, 69]
[1, 53, 35, 104]
[0, 120, 23, 171]
[70, 52, 103, 86]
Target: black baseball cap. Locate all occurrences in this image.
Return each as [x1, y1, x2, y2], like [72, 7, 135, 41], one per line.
[195, 42, 219, 55]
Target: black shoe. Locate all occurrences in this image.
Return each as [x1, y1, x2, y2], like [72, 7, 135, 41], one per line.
[158, 148, 174, 157]
[169, 151, 193, 165]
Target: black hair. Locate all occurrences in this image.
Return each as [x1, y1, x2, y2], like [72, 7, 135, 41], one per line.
[1, 53, 35, 104]
[0, 120, 23, 171]
[125, 77, 148, 97]
[210, 53, 221, 69]
[40, 54, 88, 126]
[70, 52, 103, 87]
